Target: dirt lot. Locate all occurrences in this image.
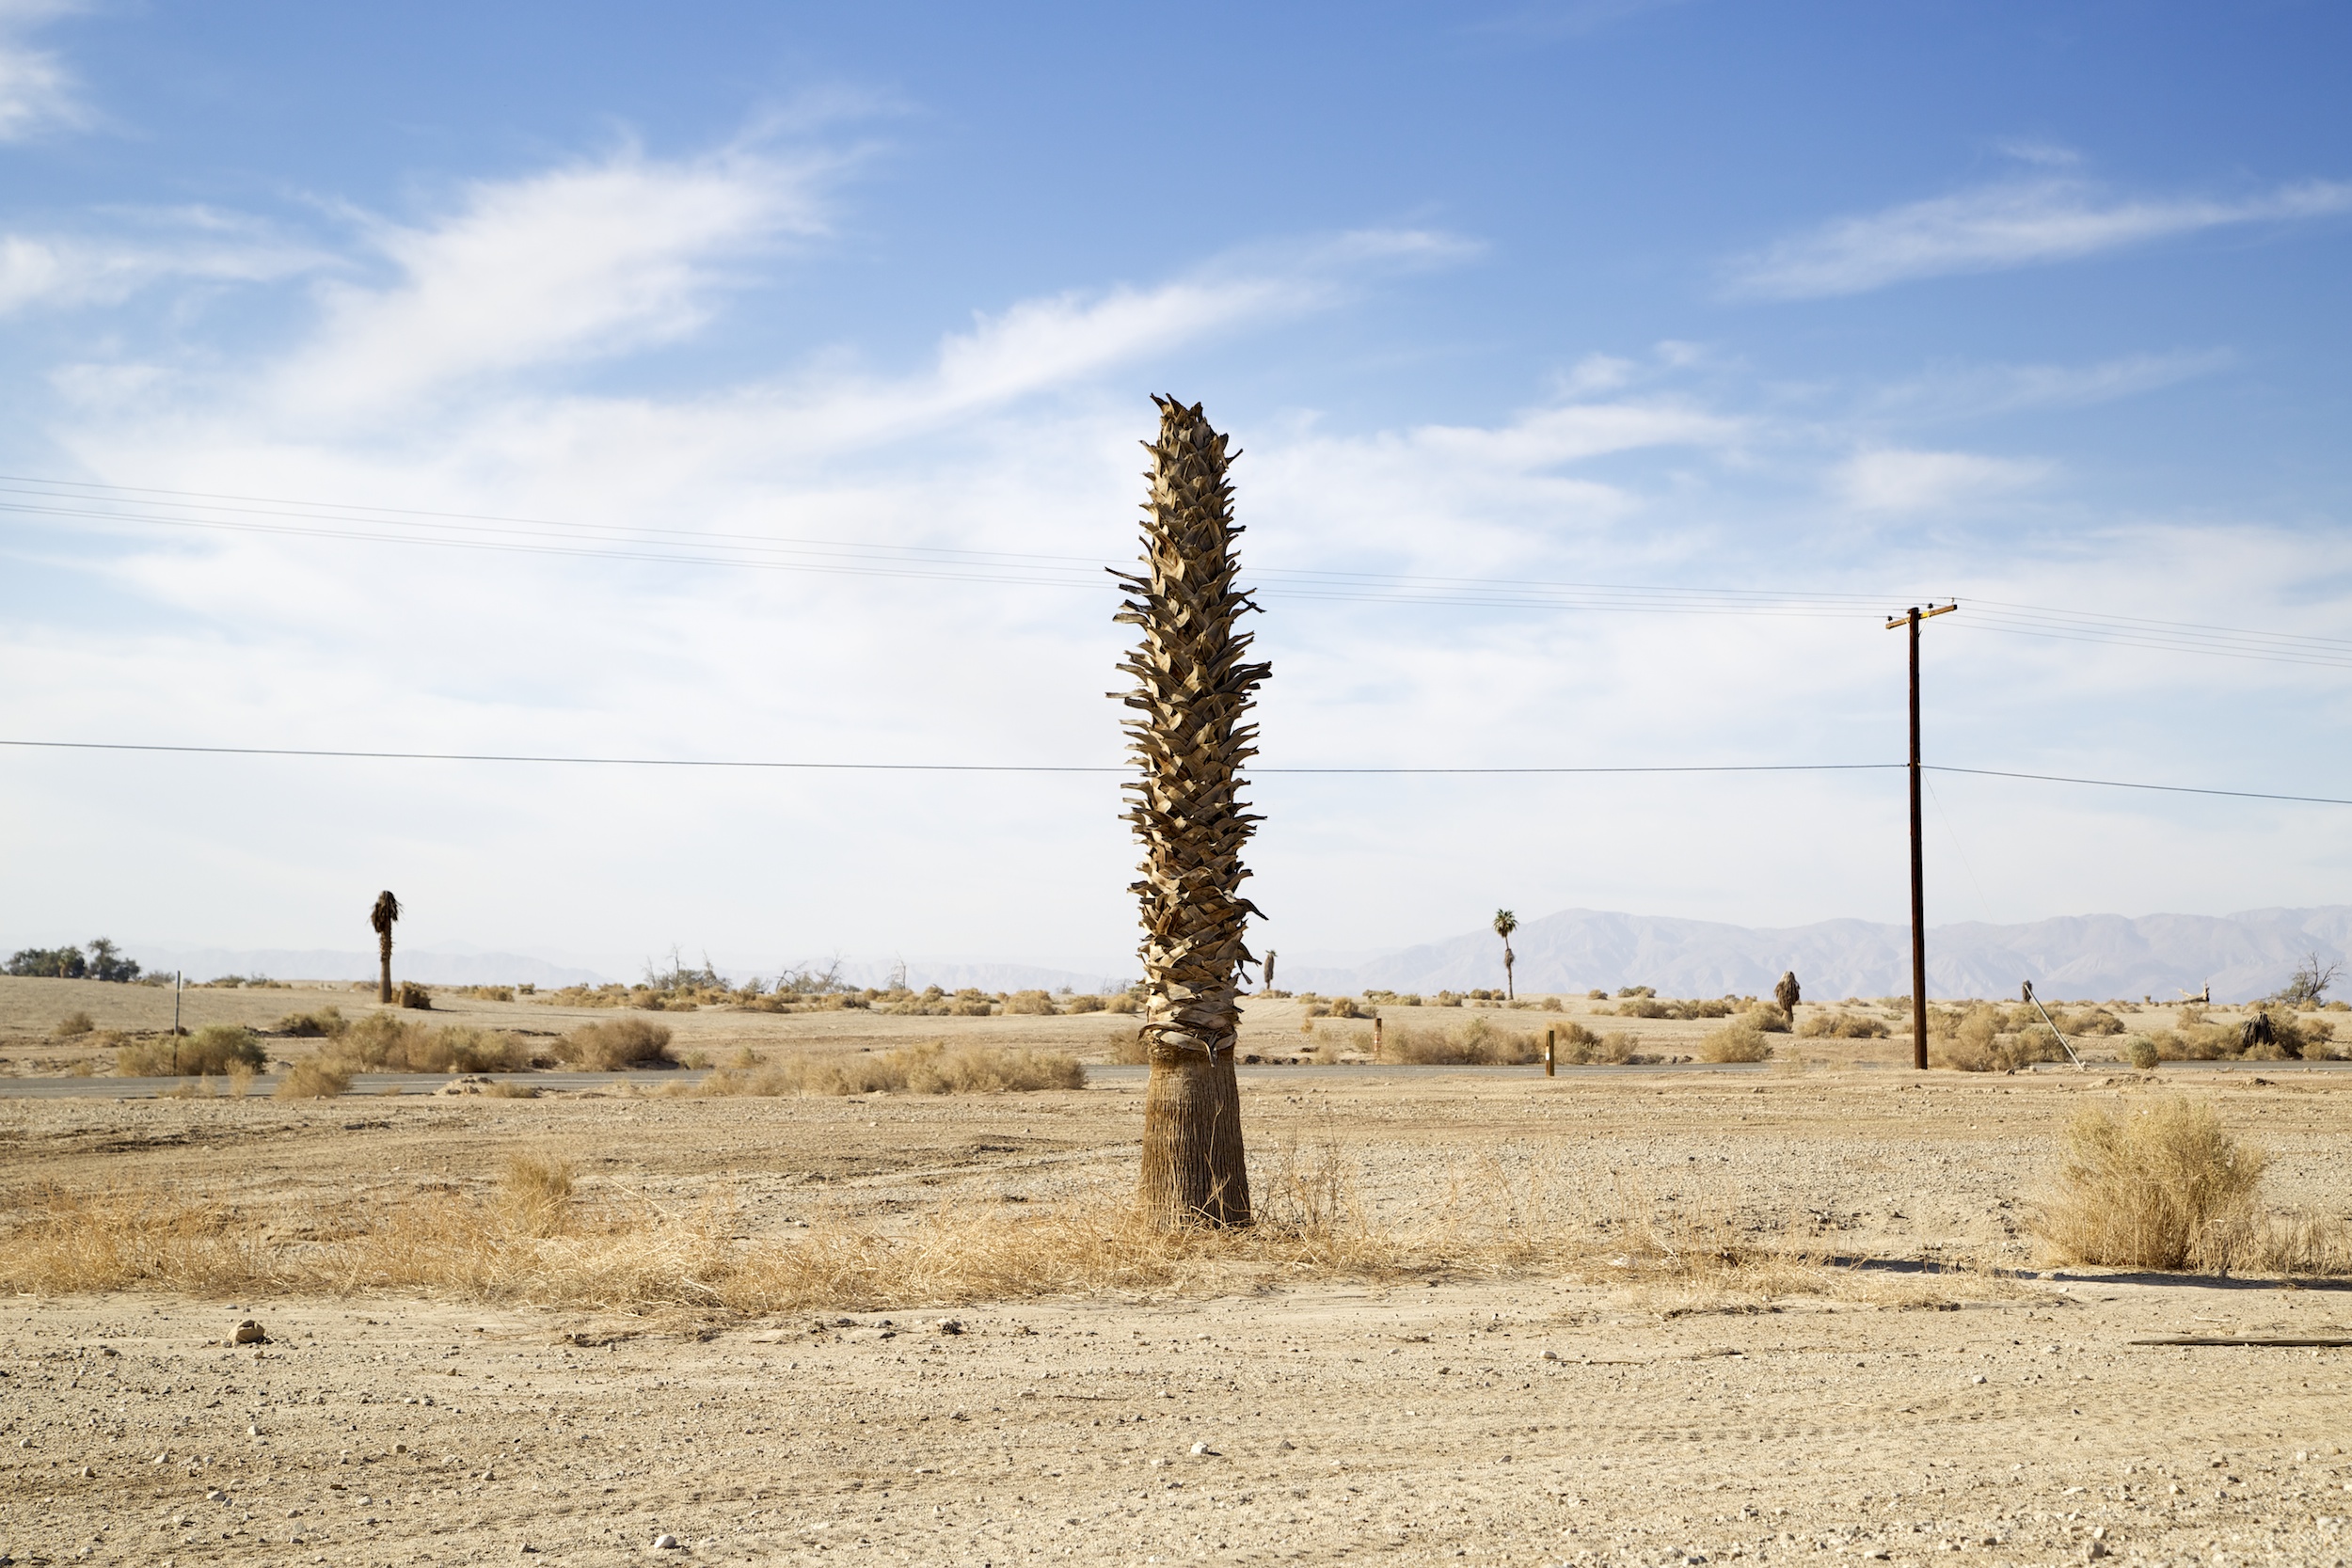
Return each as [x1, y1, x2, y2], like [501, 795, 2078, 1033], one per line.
[5, 979, 2352, 1565]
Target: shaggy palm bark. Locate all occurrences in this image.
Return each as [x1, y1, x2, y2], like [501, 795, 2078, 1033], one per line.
[371, 891, 401, 1005]
[1114, 396, 1269, 1228]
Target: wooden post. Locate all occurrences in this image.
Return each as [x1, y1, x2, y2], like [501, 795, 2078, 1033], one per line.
[1373, 1016, 1383, 1061]
[1545, 1025, 1556, 1077]
[1886, 602, 1956, 1071]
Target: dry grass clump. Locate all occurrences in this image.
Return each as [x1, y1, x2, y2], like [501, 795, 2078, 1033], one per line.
[499, 1153, 576, 1237]
[1796, 1008, 1889, 1039]
[55, 1009, 95, 1037]
[1384, 1015, 1540, 1065]
[2032, 1097, 2280, 1271]
[1062, 993, 1104, 1013]
[273, 1057, 352, 1100]
[396, 981, 434, 1009]
[1698, 1018, 1774, 1062]
[1003, 990, 1058, 1015]
[1103, 992, 1138, 1015]
[273, 1006, 347, 1037]
[117, 1025, 265, 1077]
[555, 1018, 675, 1070]
[0, 1141, 2003, 1313]
[692, 1041, 1087, 1097]
[2148, 1004, 2334, 1062]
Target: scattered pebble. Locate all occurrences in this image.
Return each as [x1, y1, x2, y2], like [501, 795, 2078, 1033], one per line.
[653, 1533, 680, 1550]
[231, 1321, 268, 1346]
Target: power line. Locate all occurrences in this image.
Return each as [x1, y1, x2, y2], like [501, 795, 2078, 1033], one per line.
[1925, 765, 2352, 809]
[0, 737, 1897, 776]
[10, 472, 2352, 662]
[4, 736, 2349, 805]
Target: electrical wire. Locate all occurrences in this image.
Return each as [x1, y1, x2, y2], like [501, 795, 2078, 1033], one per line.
[11, 471, 2352, 659]
[3, 736, 2349, 805]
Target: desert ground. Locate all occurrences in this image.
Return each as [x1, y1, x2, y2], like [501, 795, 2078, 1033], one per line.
[5, 977, 2352, 1566]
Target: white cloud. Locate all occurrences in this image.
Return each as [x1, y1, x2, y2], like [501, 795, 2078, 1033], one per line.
[0, 0, 83, 141]
[0, 213, 328, 317]
[1835, 447, 2051, 513]
[1727, 175, 2352, 298]
[1867, 350, 2232, 422]
[273, 145, 836, 419]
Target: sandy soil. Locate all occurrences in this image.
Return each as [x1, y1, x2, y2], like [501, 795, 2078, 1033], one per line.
[0, 975, 2225, 1078]
[7, 1010, 2352, 1565]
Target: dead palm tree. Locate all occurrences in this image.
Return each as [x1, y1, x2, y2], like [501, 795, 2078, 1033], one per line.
[1774, 970, 1801, 1021]
[371, 891, 402, 1004]
[1115, 395, 1270, 1228]
[1494, 909, 1518, 1001]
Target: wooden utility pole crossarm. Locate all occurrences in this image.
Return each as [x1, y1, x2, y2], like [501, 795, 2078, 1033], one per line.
[1885, 602, 1957, 1070]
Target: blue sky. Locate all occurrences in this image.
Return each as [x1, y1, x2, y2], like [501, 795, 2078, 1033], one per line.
[3, 1, 2349, 980]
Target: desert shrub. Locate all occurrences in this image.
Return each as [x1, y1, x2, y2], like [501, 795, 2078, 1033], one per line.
[55, 1010, 94, 1038]
[274, 1006, 347, 1038]
[1003, 990, 1058, 1016]
[1612, 997, 1671, 1019]
[397, 981, 434, 1010]
[1575, 1030, 1640, 1065]
[1615, 986, 1655, 998]
[1669, 998, 1733, 1020]
[117, 1025, 264, 1077]
[1106, 1030, 1149, 1064]
[2032, 1098, 2267, 1270]
[1699, 1019, 1773, 1062]
[1584, 989, 1607, 1000]
[947, 999, 995, 1017]
[1102, 993, 1138, 1015]
[500, 1153, 576, 1236]
[693, 1041, 1086, 1096]
[1386, 1015, 1539, 1065]
[1327, 996, 1364, 1019]
[1738, 1003, 1791, 1033]
[273, 1057, 352, 1100]
[2126, 1035, 2160, 1070]
[1797, 1009, 1890, 1039]
[2053, 1007, 2125, 1037]
[457, 986, 516, 1003]
[323, 1014, 531, 1072]
[555, 1019, 675, 1070]
[1062, 994, 1104, 1013]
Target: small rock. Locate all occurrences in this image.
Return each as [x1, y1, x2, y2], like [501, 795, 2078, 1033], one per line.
[934, 1319, 964, 1335]
[231, 1321, 267, 1346]
[205, 1488, 228, 1503]
[1276, 1439, 1295, 1451]
[246, 1425, 261, 1437]
[519, 1544, 539, 1555]
[77, 1465, 94, 1479]
[1970, 1374, 1987, 1385]
[1540, 1349, 1560, 1361]
[653, 1533, 681, 1549]
[2084, 1542, 2108, 1561]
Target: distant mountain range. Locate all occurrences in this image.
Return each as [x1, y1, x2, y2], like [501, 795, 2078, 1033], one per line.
[1279, 907, 2352, 1004]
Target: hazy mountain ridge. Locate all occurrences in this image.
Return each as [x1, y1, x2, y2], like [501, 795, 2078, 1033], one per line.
[1281, 907, 2352, 1003]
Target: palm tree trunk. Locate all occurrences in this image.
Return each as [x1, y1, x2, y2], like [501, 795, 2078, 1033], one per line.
[1116, 395, 1269, 1229]
[377, 936, 392, 1005]
[1504, 946, 1515, 1001]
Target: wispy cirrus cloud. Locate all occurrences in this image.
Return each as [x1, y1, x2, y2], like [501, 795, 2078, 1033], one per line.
[273, 143, 842, 419]
[0, 0, 84, 141]
[1835, 447, 2051, 513]
[1865, 349, 2233, 422]
[0, 209, 329, 317]
[1726, 173, 2352, 299]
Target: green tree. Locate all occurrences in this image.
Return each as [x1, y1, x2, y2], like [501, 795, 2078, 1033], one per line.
[1116, 396, 1270, 1228]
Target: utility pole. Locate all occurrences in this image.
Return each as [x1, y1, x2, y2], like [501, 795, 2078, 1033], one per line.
[1886, 602, 1957, 1069]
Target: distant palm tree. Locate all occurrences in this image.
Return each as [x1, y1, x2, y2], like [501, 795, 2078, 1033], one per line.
[1117, 396, 1270, 1228]
[370, 891, 402, 1004]
[1494, 909, 1518, 1001]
